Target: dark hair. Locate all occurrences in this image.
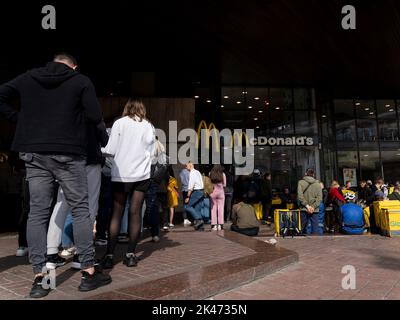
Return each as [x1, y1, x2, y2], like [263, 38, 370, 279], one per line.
[209, 165, 224, 184]
[264, 172, 271, 179]
[53, 53, 78, 66]
[306, 168, 315, 177]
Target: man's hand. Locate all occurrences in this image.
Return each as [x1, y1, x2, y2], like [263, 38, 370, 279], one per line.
[185, 197, 190, 204]
[306, 205, 314, 214]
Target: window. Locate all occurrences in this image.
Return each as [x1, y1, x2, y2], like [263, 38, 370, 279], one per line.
[294, 88, 313, 110]
[270, 88, 293, 110]
[334, 100, 356, 143]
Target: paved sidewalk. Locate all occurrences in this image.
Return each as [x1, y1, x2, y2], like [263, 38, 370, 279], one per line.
[0, 226, 295, 300]
[212, 235, 400, 300]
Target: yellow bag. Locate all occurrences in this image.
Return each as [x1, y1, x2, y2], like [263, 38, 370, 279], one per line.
[252, 202, 263, 220]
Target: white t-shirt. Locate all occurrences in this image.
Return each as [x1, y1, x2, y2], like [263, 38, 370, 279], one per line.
[102, 116, 155, 183]
[188, 169, 204, 191]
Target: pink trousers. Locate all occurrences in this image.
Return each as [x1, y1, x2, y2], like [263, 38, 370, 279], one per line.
[210, 185, 225, 225]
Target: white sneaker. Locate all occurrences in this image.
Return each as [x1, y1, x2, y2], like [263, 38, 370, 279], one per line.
[211, 226, 218, 231]
[60, 247, 76, 258]
[183, 219, 191, 226]
[163, 225, 169, 231]
[168, 223, 175, 228]
[217, 225, 222, 231]
[16, 247, 28, 257]
[152, 236, 160, 243]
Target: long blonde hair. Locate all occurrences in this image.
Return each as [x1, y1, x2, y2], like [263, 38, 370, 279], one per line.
[122, 99, 147, 121]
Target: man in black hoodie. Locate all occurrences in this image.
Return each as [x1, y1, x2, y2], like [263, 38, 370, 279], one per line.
[0, 53, 111, 298]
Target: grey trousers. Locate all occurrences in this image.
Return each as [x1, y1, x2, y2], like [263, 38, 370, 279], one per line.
[21, 153, 95, 274]
[47, 164, 102, 255]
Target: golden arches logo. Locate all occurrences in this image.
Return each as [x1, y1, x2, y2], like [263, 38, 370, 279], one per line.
[196, 120, 220, 152]
[196, 121, 251, 152]
[231, 131, 251, 148]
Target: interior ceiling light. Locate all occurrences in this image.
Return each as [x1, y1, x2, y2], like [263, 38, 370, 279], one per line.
[254, 118, 258, 121]
[194, 95, 199, 99]
[206, 100, 212, 103]
[248, 106, 253, 109]
[258, 110, 263, 113]
[236, 101, 242, 104]
[355, 102, 361, 106]
[242, 91, 247, 95]
[369, 112, 374, 115]
[322, 115, 327, 118]
[221, 105, 224, 108]
[365, 108, 370, 111]
[256, 126, 260, 129]
[254, 97, 260, 100]
[275, 107, 280, 110]
[389, 109, 394, 112]
[364, 154, 369, 157]
[385, 104, 391, 107]
[223, 96, 229, 99]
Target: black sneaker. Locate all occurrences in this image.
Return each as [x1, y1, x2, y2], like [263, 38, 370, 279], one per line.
[78, 268, 112, 292]
[71, 254, 81, 270]
[193, 219, 204, 231]
[101, 255, 114, 270]
[46, 254, 66, 270]
[123, 254, 139, 267]
[29, 276, 51, 298]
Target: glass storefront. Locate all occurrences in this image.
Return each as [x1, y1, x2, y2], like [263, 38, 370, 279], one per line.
[215, 88, 400, 189]
[322, 99, 400, 186]
[219, 87, 318, 191]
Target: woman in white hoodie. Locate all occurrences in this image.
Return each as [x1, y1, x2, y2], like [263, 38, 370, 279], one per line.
[101, 100, 155, 268]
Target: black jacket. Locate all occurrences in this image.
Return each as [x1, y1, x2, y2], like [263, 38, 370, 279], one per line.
[0, 62, 104, 156]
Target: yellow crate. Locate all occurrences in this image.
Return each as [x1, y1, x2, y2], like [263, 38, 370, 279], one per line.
[374, 201, 400, 232]
[363, 207, 370, 229]
[274, 209, 302, 237]
[381, 208, 400, 237]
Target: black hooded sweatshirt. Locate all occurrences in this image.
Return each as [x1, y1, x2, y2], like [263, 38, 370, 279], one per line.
[0, 62, 106, 157]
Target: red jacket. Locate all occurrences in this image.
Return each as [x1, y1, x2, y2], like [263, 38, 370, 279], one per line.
[329, 187, 345, 203]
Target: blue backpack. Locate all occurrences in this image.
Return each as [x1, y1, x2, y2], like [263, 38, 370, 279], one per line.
[341, 203, 364, 235]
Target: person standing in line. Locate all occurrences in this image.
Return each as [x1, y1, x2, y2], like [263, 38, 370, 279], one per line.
[223, 165, 234, 222]
[184, 162, 205, 231]
[260, 173, 273, 223]
[179, 166, 192, 226]
[209, 165, 226, 231]
[297, 168, 323, 235]
[0, 53, 111, 298]
[101, 100, 155, 269]
[165, 166, 179, 229]
[146, 139, 169, 242]
[46, 114, 109, 270]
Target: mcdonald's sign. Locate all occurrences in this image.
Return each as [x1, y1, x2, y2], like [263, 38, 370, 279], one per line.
[231, 131, 251, 148]
[196, 120, 251, 152]
[196, 120, 220, 152]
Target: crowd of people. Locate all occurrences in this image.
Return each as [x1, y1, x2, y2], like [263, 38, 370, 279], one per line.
[1, 53, 400, 299]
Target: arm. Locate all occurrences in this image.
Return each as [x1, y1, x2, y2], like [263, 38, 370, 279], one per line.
[101, 121, 120, 157]
[297, 181, 307, 208]
[81, 78, 102, 124]
[0, 76, 21, 123]
[96, 121, 109, 147]
[309, 187, 323, 210]
[223, 173, 227, 188]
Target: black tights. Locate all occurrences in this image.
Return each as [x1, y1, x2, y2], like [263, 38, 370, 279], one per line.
[107, 190, 145, 255]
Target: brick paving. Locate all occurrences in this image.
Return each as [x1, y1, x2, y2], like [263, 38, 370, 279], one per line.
[212, 235, 400, 300]
[0, 229, 255, 300]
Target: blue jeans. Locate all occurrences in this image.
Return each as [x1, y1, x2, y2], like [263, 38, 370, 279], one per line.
[302, 211, 320, 235]
[185, 190, 204, 220]
[62, 213, 74, 248]
[201, 197, 210, 222]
